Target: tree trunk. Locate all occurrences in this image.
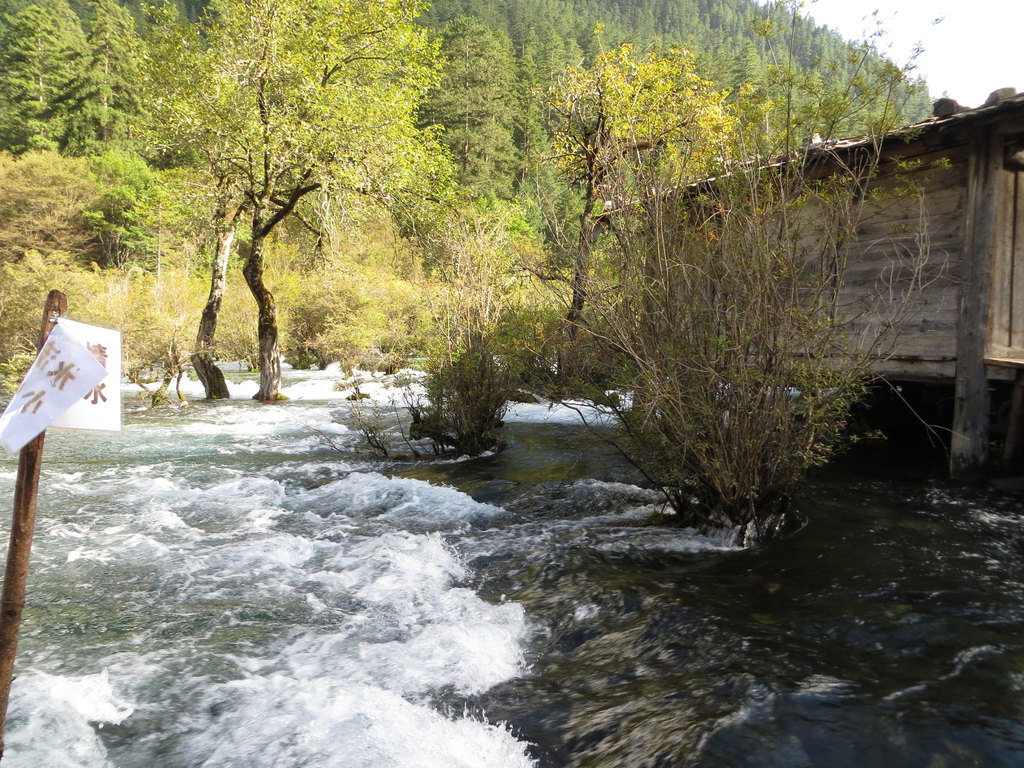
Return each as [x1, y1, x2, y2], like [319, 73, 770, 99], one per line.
[559, 189, 600, 380]
[191, 226, 235, 400]
[242, 211, 283, 401]
[566, 197, 596, 331]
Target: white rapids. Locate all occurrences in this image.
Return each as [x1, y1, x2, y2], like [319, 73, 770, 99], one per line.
[0, 369, 539, 768]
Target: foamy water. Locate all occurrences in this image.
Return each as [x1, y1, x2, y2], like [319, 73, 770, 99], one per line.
[6, 368, 1023, 766]
[0, 370, 540, 767]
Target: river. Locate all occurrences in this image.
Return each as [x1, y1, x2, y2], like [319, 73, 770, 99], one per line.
[0, 368, 1021, 767]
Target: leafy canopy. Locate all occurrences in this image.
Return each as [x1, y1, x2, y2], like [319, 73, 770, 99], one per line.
[143, 0, 446, 210]
[548, 44, 732, 192]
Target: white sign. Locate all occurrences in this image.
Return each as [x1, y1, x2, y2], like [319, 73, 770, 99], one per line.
[51, 318, 122, 433]
[0, 321, 110, 453]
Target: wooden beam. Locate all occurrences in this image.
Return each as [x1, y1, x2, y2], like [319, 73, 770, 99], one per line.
[950, 129, 1004, 480]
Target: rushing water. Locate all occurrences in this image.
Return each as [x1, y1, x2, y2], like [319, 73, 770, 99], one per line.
[0, 369, 1022, 767]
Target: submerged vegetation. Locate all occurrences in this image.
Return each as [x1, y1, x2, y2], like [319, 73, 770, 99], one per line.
[0, 0, 934, 540]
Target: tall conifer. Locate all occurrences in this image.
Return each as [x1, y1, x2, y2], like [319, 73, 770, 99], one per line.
[0, 0, 85, 153]
[58, 0, 142, 155]
[422, 16, 519, 199]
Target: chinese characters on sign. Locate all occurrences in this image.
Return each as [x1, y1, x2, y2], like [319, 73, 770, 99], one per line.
[0, 318, 120, 453]
[51, 318, 122, 433]
[83, 343, 109, 405]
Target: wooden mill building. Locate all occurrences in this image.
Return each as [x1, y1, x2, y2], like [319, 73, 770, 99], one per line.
[815, 88, 1024, 479]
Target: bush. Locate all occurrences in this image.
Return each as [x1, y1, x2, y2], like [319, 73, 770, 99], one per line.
[273, 225, 432, 372]
[412, 202, 541, 456]
[0, 250, 106, 364]
[0, 151, 101, 265]
[410, 339, 517, 456]
[588, 162, 896, 544]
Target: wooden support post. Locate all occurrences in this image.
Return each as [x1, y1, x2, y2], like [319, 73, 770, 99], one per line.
[1003, 368, 1024, 472]
[0, 290, 67, 761]
[951, 130, 1003, 481]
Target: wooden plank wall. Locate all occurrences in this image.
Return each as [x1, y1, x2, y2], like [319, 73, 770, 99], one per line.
[986, 168, 1024, 364]
[836, 147, 969, 379]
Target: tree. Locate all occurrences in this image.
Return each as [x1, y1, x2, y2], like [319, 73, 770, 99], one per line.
[82, 149, 159, 268]
[0, 0, 85, 153]
[569, 45, 929, 543]
[57, 0, 142, 156]
[145, 0, 443, 401]
[0, 150, 100, 264]
[189, 176, 246, 399]
[591, 161, 875, 542]
[422, 16, 519, 199]
[729, 39, 764, 91]
[143, 7, 245, 398]
[412, 202, 533, 456]
[545, 44, 729, 368]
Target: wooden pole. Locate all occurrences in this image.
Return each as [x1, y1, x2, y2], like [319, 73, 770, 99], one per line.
[951, 129, 1003, 481]
[0, 290, 67, 761]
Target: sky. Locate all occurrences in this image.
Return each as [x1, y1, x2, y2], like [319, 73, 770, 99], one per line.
[800, 0, 1022, 109]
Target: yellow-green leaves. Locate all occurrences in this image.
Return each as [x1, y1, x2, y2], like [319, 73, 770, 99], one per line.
[144, 0, 441, 204]
[548, 44, 732, 188]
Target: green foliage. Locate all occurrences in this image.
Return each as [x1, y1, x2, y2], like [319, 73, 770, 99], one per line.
[0, 250, 202, 404]
[421, 0, 934, 123]
[273, 231, 432, 373]
[749, 9, 931, 147]
[83, 149, 158, 268]
[548, 44, 731, 187]
[0, 350, 36, 395]
[541, 26, 927, 541]
[412, 343, 516, 456]
[543, 43, 733, 373]
[0, 0, 85, 153]
[422, 16, 520, 199]
[57, 0, 142, 155]
[144, 0, 443, 203]
[0, 250, 102, 366]
[412, 201, 543, 455]
[0, 150, 101, 264]
[209, 271, 258, 370]
[143, 0, 448, 400]
[596, 170, 873, 539]
[58, 268, 205, 406]
[0, 149, 203, 275]
[115, 270, 203, 405]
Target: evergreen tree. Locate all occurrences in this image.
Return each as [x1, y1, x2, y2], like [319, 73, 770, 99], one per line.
[511, 25, 574, 235]
[0, 0, 85, 153]
[58, 0, 142, 155]
[422, 16, 519, 199]
[512, 29, 548, 185]
[730, 39, 764, 91]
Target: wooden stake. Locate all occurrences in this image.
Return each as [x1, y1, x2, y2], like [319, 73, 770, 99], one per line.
[0, 290, 67, 761]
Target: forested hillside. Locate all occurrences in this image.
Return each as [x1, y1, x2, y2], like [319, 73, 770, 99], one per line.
[0, 0, 932, 201]
[421, 0, 932, 107]
[415, 0, 931, 202]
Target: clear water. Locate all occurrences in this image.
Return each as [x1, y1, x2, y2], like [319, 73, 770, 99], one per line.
[0, 370, 1022, 767]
